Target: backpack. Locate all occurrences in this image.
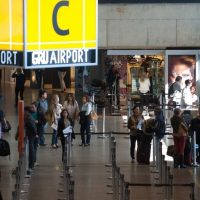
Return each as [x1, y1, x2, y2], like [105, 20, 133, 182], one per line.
[1, 119, 11, 132]
[0, 138, 10, 157]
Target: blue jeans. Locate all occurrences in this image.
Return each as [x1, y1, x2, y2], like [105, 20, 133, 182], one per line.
[37, 124, 45, 145]
[52, 129, 58, 145]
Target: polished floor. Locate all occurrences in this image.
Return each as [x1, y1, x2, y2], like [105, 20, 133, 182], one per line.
[0, 83, 200, 200]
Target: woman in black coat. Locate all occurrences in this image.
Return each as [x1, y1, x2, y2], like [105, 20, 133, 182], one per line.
[57, 109, 73, 161]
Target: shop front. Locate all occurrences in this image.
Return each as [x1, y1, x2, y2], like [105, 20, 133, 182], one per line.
[105, 49, 200, 111]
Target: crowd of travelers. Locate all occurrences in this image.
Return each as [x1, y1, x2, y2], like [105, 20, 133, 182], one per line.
[128, 104, 200, 168]
[21, 90, 95, 173]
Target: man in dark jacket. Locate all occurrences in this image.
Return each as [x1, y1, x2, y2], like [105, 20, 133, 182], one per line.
[12, 68, 25, 106]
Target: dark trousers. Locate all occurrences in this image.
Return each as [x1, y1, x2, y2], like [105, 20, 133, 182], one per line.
[61, 137, 65, 161]
[130, 135, 140, 159]
[28, 138, 35, 169]
[15, 87, 24, 105]
[80, 119, 91, 144]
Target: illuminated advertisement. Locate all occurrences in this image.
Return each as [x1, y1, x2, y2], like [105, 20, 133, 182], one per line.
[167, 54, 197, 109]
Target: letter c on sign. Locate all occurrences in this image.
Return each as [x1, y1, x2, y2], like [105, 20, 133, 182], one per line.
[52, 1, 69, 35]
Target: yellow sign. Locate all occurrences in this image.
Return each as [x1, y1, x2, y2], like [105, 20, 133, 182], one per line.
[0, 0, 98, 67]
[26, 0, 97, 51]
[0, 0, 23, 51]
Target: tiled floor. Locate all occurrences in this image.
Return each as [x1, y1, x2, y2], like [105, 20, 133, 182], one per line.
[0, 84, 200, 200]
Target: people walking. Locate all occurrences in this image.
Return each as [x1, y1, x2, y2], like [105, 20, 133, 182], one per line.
[171, 108, 188, 168]
[63, 93, 79, 139]
[49, 94, 63, 148]
[79, 95, 92, 146]
[30, 102, 39, 165]
[24, 106, 37, 172]
[37, 89, 48, 146]
[12, 68, 25, 107]
[57, 109, 72, 161]
[127, 106, 144, 162]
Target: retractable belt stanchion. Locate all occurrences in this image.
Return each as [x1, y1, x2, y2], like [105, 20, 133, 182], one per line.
[151, 132, 156, 167]
[62, 128, 75, 200]
[192, 131, 199, 167]
[98, 107, 108, 138]
[105, 133, 114, 167]
[112, 140, 117, 200]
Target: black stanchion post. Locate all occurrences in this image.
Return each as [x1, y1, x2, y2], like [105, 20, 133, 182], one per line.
[124, 183, 130, 200]
[105, 133, 114, 168]
[116, 167, 120, 200]
[112, 140, 117, 200]
[69, 180, 74, 200]
[191, 182, 195, 200]
[120, 174, 125, 200]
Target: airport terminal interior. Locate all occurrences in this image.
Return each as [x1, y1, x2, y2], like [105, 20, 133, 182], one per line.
[0, 66, 200, 200]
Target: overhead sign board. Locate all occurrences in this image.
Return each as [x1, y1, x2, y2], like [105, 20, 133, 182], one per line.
[0, 0, 98, 68]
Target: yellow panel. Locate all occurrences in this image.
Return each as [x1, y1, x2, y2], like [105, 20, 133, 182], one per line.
[0, 0, 23, 51]
[85, 43, 96, 48]
[26, 0, 39, 50]
[85, 0, 97, 43]
[0, 0, 10, 50]
[12, 0, 23, 50]
[27, 0, 97, 51]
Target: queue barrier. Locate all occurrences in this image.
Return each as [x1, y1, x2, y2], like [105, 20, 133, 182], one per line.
[62, 133, 74, 200]
[106, 133, 195, 200]
[12, 138, 30, 200]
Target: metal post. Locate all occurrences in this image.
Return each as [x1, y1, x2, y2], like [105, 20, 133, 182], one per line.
[193, 131, 197, 166]
[116, 167, 120, 200]
[124, 183, 130, 200]
[169, 173, 173, 199]
[98, 107, 108, 138]
[112, 141, 117, 200]
[105, 134, 114, 167]
[120, 174, 125, 200]
[67, 134, 71, 167]
[164, 165, 170, 199]
[151, 133, 156, 167]
[69, 180, 74, 200]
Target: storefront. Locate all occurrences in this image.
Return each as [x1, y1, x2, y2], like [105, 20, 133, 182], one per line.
[105, 49, 200, 110]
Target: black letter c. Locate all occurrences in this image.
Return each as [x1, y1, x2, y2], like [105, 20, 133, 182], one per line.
[53, 1, 69, 35]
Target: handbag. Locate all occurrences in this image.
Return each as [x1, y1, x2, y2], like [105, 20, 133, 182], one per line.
[177, 122, 188, 136]
[90, 110, 98, 120]
[167, 145, 174, 157]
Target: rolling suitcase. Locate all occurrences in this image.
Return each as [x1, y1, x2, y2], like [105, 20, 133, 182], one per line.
[136, 134, 152, 165]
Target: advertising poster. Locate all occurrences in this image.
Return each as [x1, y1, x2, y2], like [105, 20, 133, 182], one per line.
[167, 55, 197, 109]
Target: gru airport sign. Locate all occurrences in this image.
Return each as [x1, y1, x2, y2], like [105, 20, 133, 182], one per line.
[0, 0, 98, 68]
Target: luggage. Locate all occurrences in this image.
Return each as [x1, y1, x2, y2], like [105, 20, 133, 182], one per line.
[0, 138, 10, 157]
[136, 134, 152, 165]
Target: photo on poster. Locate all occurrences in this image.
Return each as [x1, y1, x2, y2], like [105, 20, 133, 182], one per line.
[168, 55, 197, 109]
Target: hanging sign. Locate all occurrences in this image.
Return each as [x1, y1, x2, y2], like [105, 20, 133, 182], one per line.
[0, 0, 98, 68]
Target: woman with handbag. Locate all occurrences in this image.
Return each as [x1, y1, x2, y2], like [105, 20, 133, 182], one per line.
[127, 106, 144, 162]
[171, 108, 188, 168]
